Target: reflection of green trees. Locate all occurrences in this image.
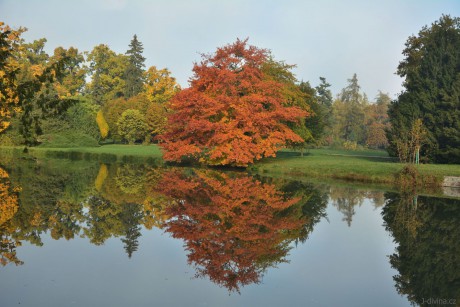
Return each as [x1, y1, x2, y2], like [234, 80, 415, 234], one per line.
[99, 163, 147, 204]
[83, 196, 142, 258]
[383, 192, 460, 306]
[120, 203, 142, 258]
[329, 187, 385, 226]
[0, 159, 94, 250]
[154, 169, 327, 292]
[0, 155, 328, 270]
[0, 155, 155, 262]
[83, 196, 124, 245]
[329, 187, 364, 226]
[0, 234, 23, 266]
[115, 164, 146, 194]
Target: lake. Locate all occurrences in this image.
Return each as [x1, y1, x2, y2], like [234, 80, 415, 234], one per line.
[0, 150, 459, 307]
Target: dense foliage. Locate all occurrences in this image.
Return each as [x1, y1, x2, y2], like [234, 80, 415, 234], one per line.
[159, 39, 308, 166]
[0, 153, 327, 289]
[383, 192, 460, 305]
[387, 15, 460, 163]
[1, 15, 459, 166]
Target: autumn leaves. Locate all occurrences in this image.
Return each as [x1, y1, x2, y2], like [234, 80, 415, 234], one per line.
[160, 39, 309, 167]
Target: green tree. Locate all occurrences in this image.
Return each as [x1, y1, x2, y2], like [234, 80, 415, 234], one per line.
[329, 74, 367, 146]
[299, 81, 324, 143]
[261, 59, 313, 153]
[339, 73, 366, 144]
[49, 46, 86, 97]
[315, 77, 334, 143]
[315, 77, 333, 108]
[65, 98, 100, 141]
[103, 94, 150, 142]
[124, 35, 145, 98]
[117, 109, 147, 144]
[11, 37, 78, 145]
[387, 15, 460, 163]
[86, 44, 127, 105]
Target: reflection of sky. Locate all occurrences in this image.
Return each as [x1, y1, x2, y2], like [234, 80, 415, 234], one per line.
[1, 0, 459, 98]
[0, 198, 409, 307]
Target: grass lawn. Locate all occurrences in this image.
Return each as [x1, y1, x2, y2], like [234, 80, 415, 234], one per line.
[0, 144, 163, 163]
[251, 148, 460, 186]
[29, 144, 164, 157]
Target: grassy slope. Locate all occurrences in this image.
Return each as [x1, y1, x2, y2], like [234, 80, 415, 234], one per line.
[251, 148, 460, 185]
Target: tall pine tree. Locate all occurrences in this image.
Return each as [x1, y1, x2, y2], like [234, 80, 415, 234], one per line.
[339, 74, 366, 143]
[124, 34, 146, 98]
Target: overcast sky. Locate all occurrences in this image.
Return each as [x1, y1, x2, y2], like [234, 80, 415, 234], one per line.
[1, 0, 459, 99]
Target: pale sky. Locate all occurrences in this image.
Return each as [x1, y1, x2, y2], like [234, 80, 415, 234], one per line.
[1, 0, 459, 99]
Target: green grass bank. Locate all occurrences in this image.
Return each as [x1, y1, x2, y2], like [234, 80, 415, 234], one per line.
[2, 145, 460, 188]
[250, 148, 460, 188]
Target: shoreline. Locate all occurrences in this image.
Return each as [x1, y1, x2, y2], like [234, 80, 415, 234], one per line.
[2, 145, 460, 195]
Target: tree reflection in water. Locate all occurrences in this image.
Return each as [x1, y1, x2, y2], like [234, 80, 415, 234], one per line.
[8, 154, 457, 299]
[0, 156, 327, 288]
[154, 169, 327, 292]
[383, 192, 460, 306]
[0, 166, 22, 266]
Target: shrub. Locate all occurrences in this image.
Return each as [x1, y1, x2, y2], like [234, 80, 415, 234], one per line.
[38, 131, 100, 148]
[117, 109, 147, 144]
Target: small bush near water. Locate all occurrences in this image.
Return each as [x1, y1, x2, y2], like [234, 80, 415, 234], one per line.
[38, 132, 100, 148]
[395, 164, 440, 190]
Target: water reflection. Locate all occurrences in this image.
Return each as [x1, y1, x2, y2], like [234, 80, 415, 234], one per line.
[153, 169, 327, 292]
[383, 192, 460, 306]
[329, 187, 386, 227]
[0, 156, 328, 292]
[1, 152, 459, 301]
[0, 165, 21, 266]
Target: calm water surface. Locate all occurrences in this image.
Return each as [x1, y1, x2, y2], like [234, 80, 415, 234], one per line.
[0, 151, 459, 307]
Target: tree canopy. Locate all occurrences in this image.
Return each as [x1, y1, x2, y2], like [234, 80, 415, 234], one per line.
[124, 34, 146, 98]
[387, 15, 460, 163]
[159, 39, 308, 166]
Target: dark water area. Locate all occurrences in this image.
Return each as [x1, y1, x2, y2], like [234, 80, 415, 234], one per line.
[0, 150, 459, 307]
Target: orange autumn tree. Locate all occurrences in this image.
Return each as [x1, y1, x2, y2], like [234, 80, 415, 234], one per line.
[159, 39, 308, 166]
[155, 169, 305, 292]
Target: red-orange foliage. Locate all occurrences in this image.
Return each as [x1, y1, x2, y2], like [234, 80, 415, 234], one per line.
[155, 169, 303, 292]
[159, 39, 308, 166]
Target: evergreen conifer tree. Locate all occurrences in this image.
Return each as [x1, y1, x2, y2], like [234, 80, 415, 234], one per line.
[124, 34, 146, 98]
[387, 15, 460, 163]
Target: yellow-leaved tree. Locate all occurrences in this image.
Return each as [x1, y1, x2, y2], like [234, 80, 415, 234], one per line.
[96, 110, 109, 139]
[0, 22, 25, 133]
[144, 66, 180, 141]
[0, 167, 20, 226]
[144, 66, 180, 104]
